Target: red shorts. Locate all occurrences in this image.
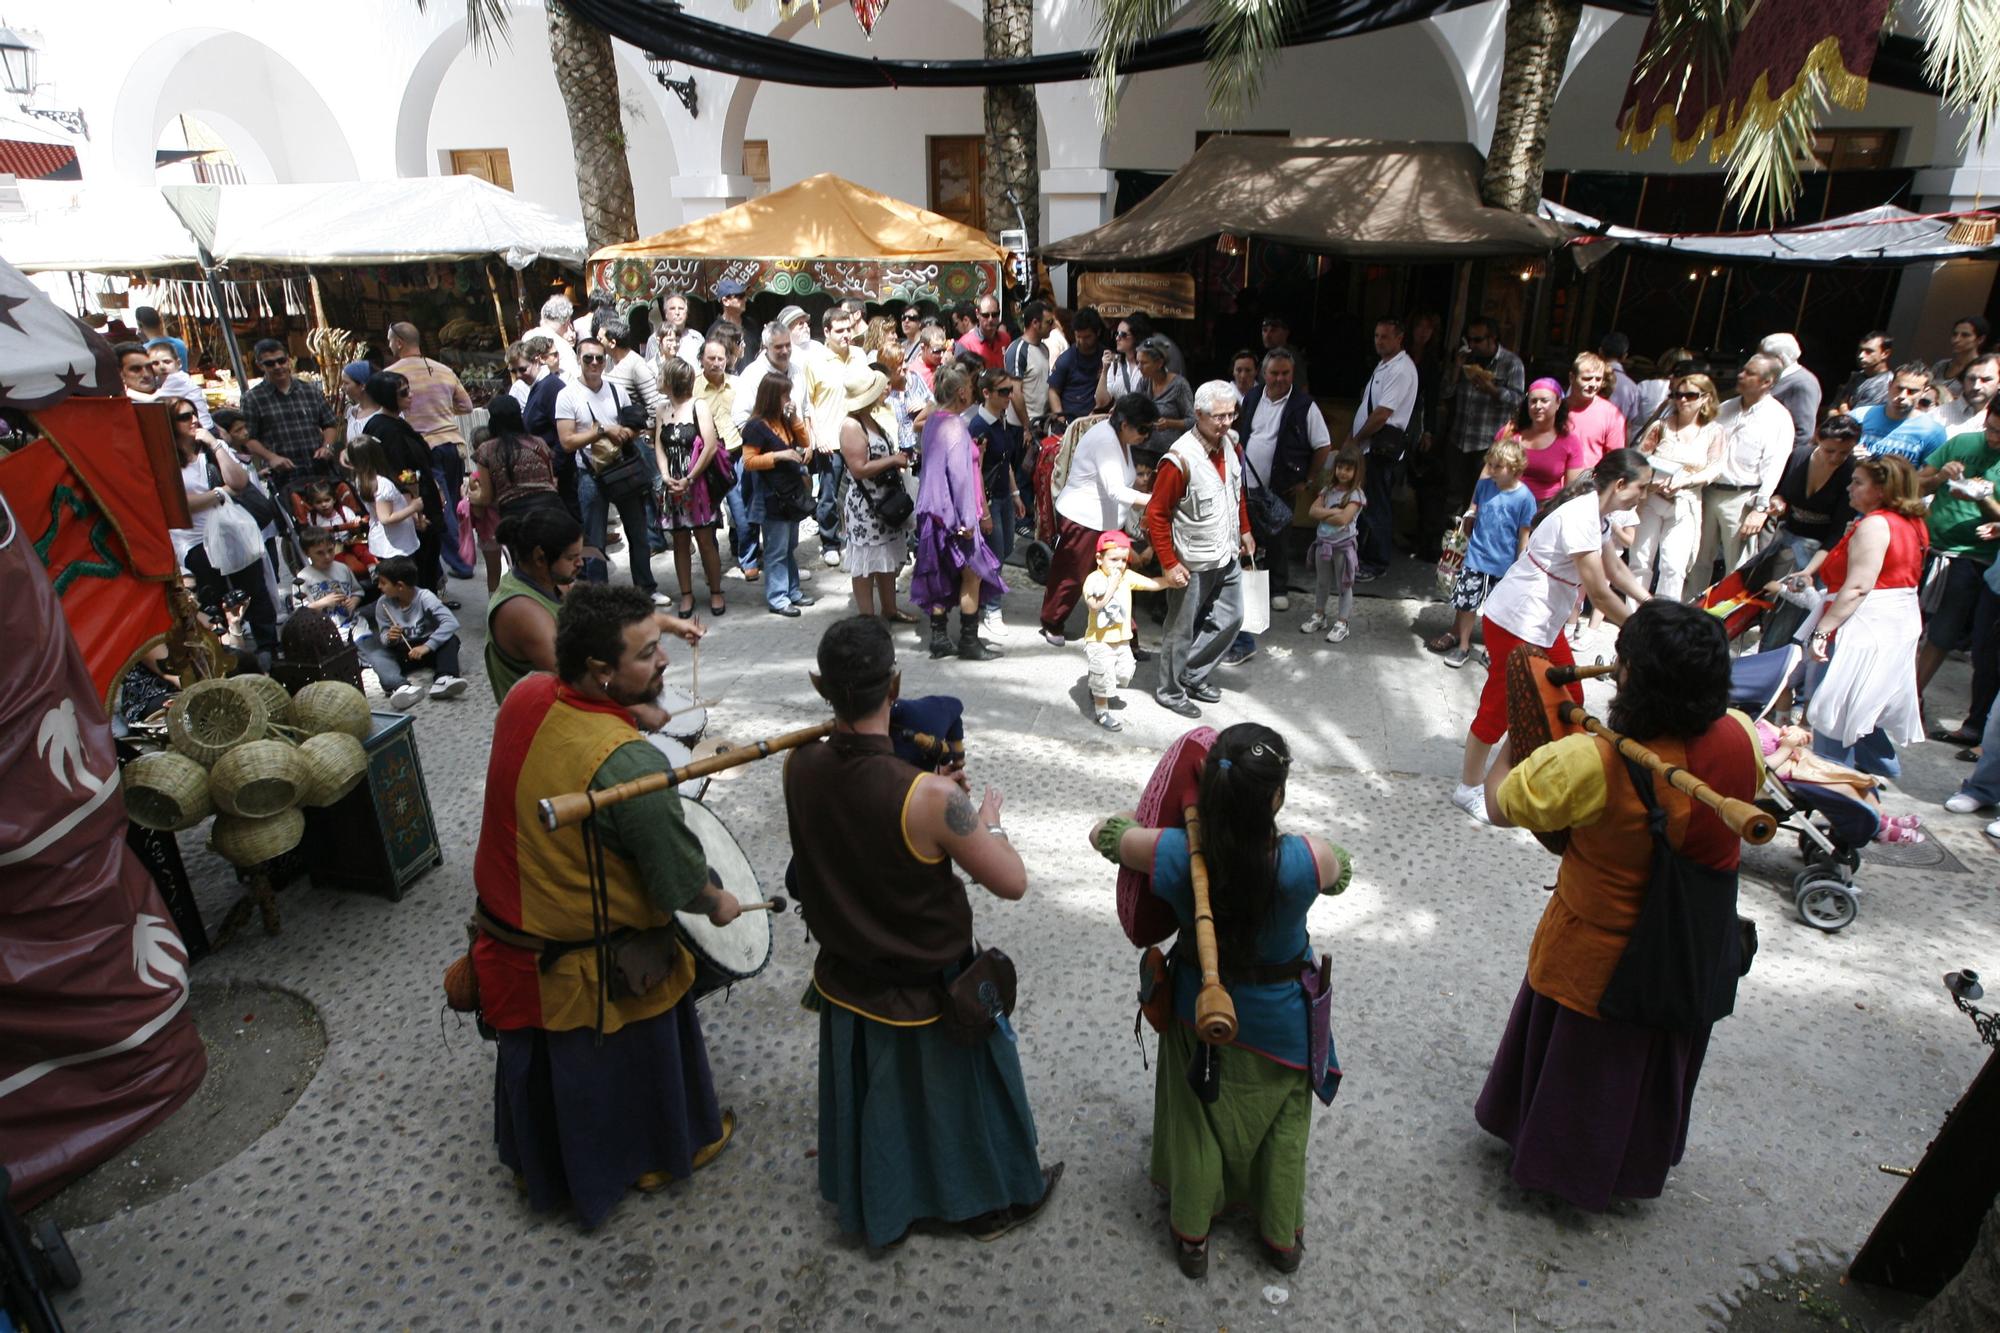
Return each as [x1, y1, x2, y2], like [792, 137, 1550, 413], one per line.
[1470, 617, 1584, 745]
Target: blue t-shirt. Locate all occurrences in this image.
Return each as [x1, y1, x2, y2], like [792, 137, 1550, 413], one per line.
[1151, 830, 1319, 1068]
[1047, 346, 1099, 420]
[1860, 405, 1946, 466]
[1466, 477, 1538, 578]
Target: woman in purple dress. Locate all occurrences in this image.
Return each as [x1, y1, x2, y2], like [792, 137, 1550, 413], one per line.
[913, 363, 1006, 661]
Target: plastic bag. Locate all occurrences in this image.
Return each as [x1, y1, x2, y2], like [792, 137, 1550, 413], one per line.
[202, 494, 265, 574]
[1239, 560, 1271, 635]
[1435, 513, 1470, 601]
[454, 494, 477, 569]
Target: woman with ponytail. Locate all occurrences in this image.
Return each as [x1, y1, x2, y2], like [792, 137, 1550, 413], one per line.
[1092, 724, 1353, 1279]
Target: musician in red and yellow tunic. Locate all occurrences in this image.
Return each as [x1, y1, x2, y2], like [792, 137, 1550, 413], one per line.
[1473, 599, 1762, 1212]
[472, 583, 741, 1229]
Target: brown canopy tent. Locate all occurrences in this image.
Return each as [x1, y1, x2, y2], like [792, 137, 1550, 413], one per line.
[1042, 137, 1570, 264]
[589, 172, 1007, 308]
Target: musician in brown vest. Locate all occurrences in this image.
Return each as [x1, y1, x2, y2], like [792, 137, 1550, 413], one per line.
[783, 615, 1063, 1248]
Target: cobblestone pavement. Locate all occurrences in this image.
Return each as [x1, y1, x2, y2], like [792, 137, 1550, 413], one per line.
[53, 548, 2000, 1332]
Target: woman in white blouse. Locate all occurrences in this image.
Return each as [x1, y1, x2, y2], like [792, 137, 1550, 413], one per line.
[1632, 372, 1724, 600]
[1036, 393, 1163, 646]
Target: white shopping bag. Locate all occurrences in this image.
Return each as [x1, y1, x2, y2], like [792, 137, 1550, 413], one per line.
[1239, 560, 1271, 635]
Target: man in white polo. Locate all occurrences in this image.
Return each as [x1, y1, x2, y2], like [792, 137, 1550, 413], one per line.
[1351, 317, 1418, 580]
[1692, 353, 1793, 585]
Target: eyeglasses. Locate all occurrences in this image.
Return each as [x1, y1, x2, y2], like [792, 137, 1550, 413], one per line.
[258, 357, 289, 369]
[580, 354, 607, 364]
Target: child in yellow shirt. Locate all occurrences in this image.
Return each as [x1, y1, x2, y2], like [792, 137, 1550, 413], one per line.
[1082, 531, 1166, 731]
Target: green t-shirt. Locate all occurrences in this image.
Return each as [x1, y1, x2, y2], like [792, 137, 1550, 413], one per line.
[1925, 431, 2000, 559]
[590, 740, 710, 915]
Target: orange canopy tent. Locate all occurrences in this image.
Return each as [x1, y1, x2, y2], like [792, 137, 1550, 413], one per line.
[589, 172, 1006, 308]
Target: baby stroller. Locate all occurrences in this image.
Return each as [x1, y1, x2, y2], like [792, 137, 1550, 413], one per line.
[1020, 414, 1103, 586]
[1730, 646, 1876, 932]
[1696, 538, 1787, 640]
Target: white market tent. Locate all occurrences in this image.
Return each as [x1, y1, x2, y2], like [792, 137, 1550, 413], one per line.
[1540, 199, 2000, 268]
[0, 176, 586, 274]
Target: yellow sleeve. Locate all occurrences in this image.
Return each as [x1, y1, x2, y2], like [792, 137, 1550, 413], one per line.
[1496, 732, 1608, 833]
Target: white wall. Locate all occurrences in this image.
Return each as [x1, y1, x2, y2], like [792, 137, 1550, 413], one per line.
[423, 37, 681, 233]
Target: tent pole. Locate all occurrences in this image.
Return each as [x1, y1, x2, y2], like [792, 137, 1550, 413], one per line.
[199, 248, 250, 388]
[1794, 272, 1814, 333]
[485, 261, 512, 353]
[1685, 269, 1711, 349]
[1610, 253, 1633, 329]
[1712, 268, 1733, 349]
[514, 267, 530, 330]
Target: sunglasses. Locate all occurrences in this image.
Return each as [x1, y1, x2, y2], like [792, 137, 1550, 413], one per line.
[1670, 391, 1704, 401]
[1117, 330, 1133, 339]
[580, 354, 607, 364]
[511, 366, 531, 376]
[258, 357, 289, 369]
[172, 411, 197, 423]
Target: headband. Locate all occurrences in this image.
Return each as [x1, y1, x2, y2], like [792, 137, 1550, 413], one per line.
[1528, 377, 1564, 396]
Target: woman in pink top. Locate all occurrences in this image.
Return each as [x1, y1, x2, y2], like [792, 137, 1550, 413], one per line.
[1496, 378, 1586, 502]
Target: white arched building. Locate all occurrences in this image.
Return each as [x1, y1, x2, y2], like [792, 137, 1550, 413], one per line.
[12, 0, 1992, 348]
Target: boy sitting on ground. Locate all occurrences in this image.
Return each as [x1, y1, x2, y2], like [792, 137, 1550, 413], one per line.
[364, 555, 470, 710]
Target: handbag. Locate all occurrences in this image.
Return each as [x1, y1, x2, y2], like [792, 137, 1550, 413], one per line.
[937, 946, 1018, 1047]
[859, 467, 914, 528]
[589, 385, 656, 503]
[1435, 511, 1471, 600]
[1240, 448, 1294, 544]
[454, 494, 478, 568]
[1594, 757, 1753, 1036]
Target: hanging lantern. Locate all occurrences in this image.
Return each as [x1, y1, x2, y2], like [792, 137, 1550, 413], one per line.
[852, 0, 890, 35]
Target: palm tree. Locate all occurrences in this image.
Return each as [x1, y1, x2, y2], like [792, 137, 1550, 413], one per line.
[420, 1, 638, 253]
[983, 0, 1040, 245]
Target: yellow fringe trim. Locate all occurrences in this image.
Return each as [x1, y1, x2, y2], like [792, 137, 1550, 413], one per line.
[1619, 32, 1874, 164]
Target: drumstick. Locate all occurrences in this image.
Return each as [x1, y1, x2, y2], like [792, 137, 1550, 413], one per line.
[539, 720, 834, 830]
[1182, 804, 1238, 1046]
[1555, 702, 1778, 844]
[739, 895, 789, 914]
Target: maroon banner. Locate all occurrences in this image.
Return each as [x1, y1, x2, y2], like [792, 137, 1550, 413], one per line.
[0, 490, 205, 1209]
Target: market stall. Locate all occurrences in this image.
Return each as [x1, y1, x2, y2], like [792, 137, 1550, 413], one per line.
[589, 172, 1006, 310]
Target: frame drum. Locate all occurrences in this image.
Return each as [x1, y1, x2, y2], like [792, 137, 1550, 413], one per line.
[642, 732, 708, 802]
[675, 800, 771, 1001]
[655, 686, 708, 742]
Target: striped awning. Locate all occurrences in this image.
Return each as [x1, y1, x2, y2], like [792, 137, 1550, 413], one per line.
[0, 139, 77, 180]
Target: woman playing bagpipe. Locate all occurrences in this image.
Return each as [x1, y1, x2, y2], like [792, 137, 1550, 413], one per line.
[1473, 599, 1763, 1212]
[1090, 724, 1352, 1279]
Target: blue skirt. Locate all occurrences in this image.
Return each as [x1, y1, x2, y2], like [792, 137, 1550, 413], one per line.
[910, 515, 1007, 613]
[817, 1001, 1045, 1247]
[495, 1000, 723, 1229]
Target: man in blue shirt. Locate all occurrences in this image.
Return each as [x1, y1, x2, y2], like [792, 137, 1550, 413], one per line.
[1047, 307, 1108, 426]
[1860, 364, 1947, 465]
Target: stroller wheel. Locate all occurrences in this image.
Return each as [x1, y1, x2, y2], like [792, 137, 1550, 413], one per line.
[1794, 877, 1859, 932]
[1797, 829, 1862, 873]
[33, 1216, 81, 1290]
[1023, 540, 1053, 586]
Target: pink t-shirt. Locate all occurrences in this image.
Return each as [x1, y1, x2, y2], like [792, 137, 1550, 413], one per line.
[1505, 426, 1585, 501]
[1566, 394, 1627, 468]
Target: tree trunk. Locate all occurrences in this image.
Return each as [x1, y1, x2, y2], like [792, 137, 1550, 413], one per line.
[545, 0, 638, 254]
[982, 0, 1039, 247]
[1480, 0, 1582, 213]
[1910, 1197, 2000, 1333]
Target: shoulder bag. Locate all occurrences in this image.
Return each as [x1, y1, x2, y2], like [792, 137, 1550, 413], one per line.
[1594, 756, 1757, 1036]
[856, 427, 914, 528]
[589, 385, 657, 503]
[1239, 445, 1294, 544]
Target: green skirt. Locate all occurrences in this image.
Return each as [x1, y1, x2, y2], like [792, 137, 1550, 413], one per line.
[1149, 1022, 1312, 1250]
[817, 998, 1046, 1248]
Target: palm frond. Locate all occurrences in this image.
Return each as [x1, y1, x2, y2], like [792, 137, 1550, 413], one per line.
[1093, 0, 1187, 126]
[1632, 0, 1743, 87]
[1917, 0, 2000, 153]
[415, 0, 514, 58]
[1722, 67, 1825, 227]
[1202, 0, 1310, 120]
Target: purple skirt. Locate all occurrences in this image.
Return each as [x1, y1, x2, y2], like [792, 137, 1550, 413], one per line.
[495, 999, 723, 1229]
[1473, 977, 1709, 1212]
[910, 514, 1007, 612]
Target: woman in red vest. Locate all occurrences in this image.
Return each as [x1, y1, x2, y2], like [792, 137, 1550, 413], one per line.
[1472, 600, 1762, 1211]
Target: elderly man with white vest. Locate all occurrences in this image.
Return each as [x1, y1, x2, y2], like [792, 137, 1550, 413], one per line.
[1144, 381, 1256, 718]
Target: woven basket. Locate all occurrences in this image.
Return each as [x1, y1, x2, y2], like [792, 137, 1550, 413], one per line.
[167, 678, 271, 766]
[238, 674, 293, 721]
[209, 739, 305, 818]
[124, 751, 213, 832]
[210, 807, 305, 868]
[296, 732, 367, 807]
[288, 680, 372, 740]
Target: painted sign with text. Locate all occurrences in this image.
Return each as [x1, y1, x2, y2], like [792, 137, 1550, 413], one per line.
[592, 257, 998, 308]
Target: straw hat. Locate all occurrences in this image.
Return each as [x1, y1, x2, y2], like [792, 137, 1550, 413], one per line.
[843, 363, 890, 415]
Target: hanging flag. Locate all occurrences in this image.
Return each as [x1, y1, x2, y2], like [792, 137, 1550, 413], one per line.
[1617, 0, 1895, 163]
[853, 0, 890, 37]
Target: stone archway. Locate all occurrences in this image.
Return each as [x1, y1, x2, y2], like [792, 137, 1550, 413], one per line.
[112, 28, 357, 185]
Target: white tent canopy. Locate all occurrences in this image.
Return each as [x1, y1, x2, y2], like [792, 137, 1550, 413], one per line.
[0, 177, 586, 275]
[164, 177, 586, 270]
[1540, 200, 2000, 268]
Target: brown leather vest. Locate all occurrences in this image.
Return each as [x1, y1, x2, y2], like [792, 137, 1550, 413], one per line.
[783, 731, 971, 1024]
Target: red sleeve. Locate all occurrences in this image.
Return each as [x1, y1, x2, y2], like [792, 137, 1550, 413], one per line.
[1148, 459, 1186, 570]
[1237, 467, 1252, 536]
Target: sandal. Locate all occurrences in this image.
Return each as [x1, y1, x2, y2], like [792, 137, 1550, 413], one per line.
[1424, 632, 1457, 654]
[1877, 823, 1926, 846]
[885, 607, 920, 624]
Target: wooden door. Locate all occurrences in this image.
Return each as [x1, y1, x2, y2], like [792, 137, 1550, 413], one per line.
[928, 135, 985, 232]
[448, 148, 514, 191]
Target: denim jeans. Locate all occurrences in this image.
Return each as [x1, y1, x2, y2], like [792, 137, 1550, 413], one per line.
[815, 453, 847, 551]
[577, 469, 657, 592]
[359, 633, 462, 690]
[761, 517, 801, 609]
[432, 443, 474, 578]
[1810, 726, 1901, 780]
[980, 492, 1015, 611]
[725, 472, 761, 572]
[1358, 456, 1399, 570]
[1958, 687, 2000, 805]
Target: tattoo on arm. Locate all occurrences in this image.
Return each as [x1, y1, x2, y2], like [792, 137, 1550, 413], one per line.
[943, 790, 978, 837]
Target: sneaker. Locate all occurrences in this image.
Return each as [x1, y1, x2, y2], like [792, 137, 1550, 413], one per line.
[1443, 645, 1471, 669]
[1325, 621, 1350, 644]
[1270, 594, 1291, 612]
[1222, 641, 1257, 667]
[1155, 693, 1202, 719]
[1096, 709, 1124, 732]
[1354, 566, 1384, 583]
[429, 675, 469, 699]
[1987, 818, 2000, 840]
[1451, 782, 1490, 824]
[799, 567, 814, 582]
[389, 683, 424, 711]
[791, 594, 818, 608]
[1040, 629, 1066, 648]
[822, 548, 843, 568]
[981, 610, 1007, 639]
[651, 590, 674, 606]
[1945, 792, 1989, 814]
[1300, 613, 1329, 635]
[723, 566, 747, 581]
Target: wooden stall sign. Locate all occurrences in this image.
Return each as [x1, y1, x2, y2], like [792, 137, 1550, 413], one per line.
[1076, 272, 1197, 320]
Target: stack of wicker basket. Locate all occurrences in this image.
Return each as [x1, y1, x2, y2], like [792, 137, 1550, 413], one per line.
[124, 676, 374, 867]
